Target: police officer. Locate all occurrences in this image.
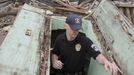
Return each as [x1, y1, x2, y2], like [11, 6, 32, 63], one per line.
[52, 14, 118, 75]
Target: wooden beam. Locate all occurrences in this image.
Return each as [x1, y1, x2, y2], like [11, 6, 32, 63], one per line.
[0, 11, 17, 17]
[40, 16, 51, 75]
[113, 1, 134, 7]
[53, 0, 76, 9]
[55, 7, 89, 15]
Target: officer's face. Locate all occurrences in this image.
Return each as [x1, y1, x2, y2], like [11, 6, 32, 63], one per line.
[67, 24, 79, 40]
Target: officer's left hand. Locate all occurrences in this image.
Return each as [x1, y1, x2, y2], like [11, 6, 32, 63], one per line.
[104, 61, 118, 75]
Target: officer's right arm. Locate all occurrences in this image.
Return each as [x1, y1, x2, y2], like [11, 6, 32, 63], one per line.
[52, 54, 63, 69]
[52, 36, 63, 69]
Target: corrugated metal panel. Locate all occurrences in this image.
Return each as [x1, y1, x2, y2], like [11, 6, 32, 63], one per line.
[0, 4, 45, 75]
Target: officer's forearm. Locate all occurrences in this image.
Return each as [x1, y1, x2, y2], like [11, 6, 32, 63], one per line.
[52, 54, 59, 62]
[96, 54, 109, 65]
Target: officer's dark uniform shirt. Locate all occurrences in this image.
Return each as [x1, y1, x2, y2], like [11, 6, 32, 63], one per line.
[52, 32, 100, 73]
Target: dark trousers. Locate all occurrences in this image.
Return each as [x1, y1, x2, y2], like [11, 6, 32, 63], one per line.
[55, 71, 85, 75]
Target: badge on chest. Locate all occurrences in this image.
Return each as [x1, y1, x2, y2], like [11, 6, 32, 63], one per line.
[75, 43, 81, 51]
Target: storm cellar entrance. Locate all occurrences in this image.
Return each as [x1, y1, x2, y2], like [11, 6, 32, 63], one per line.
[41, 16, 111, 75]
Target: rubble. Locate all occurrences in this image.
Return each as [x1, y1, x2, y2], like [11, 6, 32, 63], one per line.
[0, 0, 134, 75]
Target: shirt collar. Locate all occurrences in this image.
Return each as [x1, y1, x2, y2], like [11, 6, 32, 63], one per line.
[62, 32, 79, 42]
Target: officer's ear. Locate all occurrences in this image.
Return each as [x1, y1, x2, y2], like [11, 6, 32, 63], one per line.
[64, 23, 68, 29]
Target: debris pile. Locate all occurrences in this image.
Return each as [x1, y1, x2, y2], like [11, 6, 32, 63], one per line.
[0, 0, 100, 45]
[0, 0, 17, 45]
[31, 0, 100, 16]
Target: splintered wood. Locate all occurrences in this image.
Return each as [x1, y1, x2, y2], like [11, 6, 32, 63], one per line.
[50, 0, 92, 15]
[40, 17, 51, 75]
[27, 0, 99, 16]
[113, 1, 134, 25]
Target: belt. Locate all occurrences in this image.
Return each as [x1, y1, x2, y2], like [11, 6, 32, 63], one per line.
[64, 71, 83, 75]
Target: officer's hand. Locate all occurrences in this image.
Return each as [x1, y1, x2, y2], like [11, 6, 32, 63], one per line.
[53, 60, 63, 69]
[104, 61, 118, 75]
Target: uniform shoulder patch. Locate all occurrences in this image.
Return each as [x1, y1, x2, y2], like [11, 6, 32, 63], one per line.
[91, 44, 100, 51]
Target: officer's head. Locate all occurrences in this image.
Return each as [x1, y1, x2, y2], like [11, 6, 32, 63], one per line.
[64, 14, 82, 41]
[65, 13, 82, 30]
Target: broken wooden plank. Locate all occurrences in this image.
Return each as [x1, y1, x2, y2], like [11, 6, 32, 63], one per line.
[55, 7, 89, 15]
[113, 1, 134, 7]
[92, 0, 134, 75]
[0, 4, 45, 75]
[53, 0, 76, 9]
[0, 10, 18, 17]
[113, 1, 134, 24]
[132, 8, 134, 24]
[40, 16, 51, 75]
[124, 7, 132, 22]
